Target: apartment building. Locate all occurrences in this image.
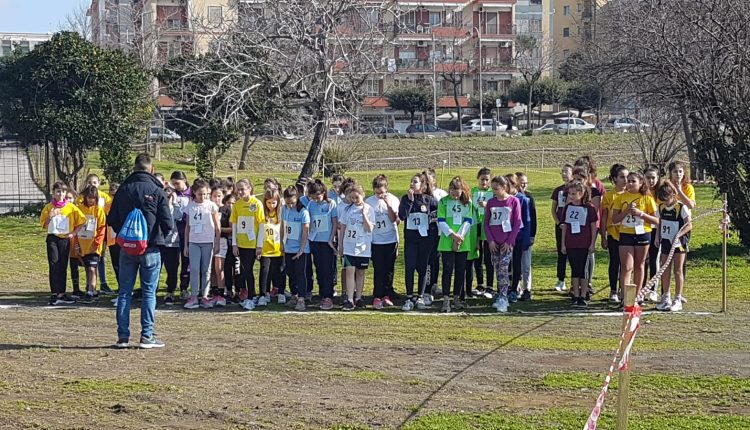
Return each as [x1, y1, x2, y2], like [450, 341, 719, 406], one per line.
[551, 0, 607, 71]
[0, 33, 52, 58]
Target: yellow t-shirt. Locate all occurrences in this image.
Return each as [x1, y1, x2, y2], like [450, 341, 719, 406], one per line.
[258, 216, 282, 257]
[75, 190, 113, 214]
[614, 192, 658, 234]
[40, 202, 87, 239]
[682, 183, 696, 205]
[73, 203, 107, 256]
[602, 190, 624, 240]
[229, 196, 266, 248]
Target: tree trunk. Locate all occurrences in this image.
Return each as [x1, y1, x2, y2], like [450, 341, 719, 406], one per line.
[410, 111, 415, 124]
[238, 129, 254, 171]
[452, 84, 463, 136]
[527, 85, 533, 130]
[680, 106, 700, 180]
[299, 107, 328, 180]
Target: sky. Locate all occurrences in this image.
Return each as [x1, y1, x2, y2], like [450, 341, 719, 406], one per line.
[0, 0, 86, 34]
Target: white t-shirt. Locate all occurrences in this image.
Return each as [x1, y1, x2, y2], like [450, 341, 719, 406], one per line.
[187, 200, 219, 244]
[433, 188, 448, 202]
[339, 203, 375, 258]
[365, 194, 400, 245]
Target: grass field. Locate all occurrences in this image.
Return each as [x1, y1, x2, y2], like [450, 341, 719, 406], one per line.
[1, 135, 749, 429]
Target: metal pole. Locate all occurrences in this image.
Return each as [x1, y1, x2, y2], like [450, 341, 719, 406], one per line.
[432, 33, 437, 126]
[478, 12, 483, 132]
[617, 283, 636, 430]
[541, 147, 545, 169]
[722, 192, 728, 313]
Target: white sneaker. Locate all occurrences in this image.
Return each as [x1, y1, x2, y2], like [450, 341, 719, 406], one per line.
[402, 300, 414, 311]
[656, 294, 672, 311]
[241, 299, 255, 311]
[669, 300, 683, 312]
[277, 294, 286, 304]
[492, 296, 500, 309]
[257, 296, 269, 306]
[333, 289, 339, 298]
[678, 295, 687, 304]
[648, 290, 660, 303]
[609, 293, 620, 303]
[496, 296, 509, 313]
[422, 293, 433, 306]
[555, 281, 567, 292]
[415, 297, 426, 310]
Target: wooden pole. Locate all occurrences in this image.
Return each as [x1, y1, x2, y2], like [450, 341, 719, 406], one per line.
[722, 193, 728, 313]
[617, 283, 636, 430]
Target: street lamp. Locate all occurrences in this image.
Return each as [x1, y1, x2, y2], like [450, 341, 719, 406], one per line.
[477, 7, 483, 130]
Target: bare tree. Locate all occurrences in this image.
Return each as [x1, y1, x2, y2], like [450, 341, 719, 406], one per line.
[433, 27, 474, 136]
[60, 3, 94, 41]
[629, 106, 687, 171]
[514, 35, 555, 130]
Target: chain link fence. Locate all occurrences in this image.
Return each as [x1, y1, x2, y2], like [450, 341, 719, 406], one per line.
[0, 142, 47, 214]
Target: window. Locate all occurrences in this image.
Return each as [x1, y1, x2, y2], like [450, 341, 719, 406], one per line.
[429, 12, 441, 26]
[485, 12, 498, 34]
[18, 41, 30, 53]
[578, 3, 583, 12]
[208, 6, 223, 25]
[365, 79, 381, 97]
[563, 5, 570, 16]
[168, 41, 182, 59]
[563, 27, 570, 37]
[563, 49, 570, 58]
[0, 40, 11, 57]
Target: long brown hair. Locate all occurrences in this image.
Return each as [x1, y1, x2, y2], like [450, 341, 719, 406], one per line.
[263, 189, 282, 220]
[628, 172, 650, 195]
[448, 176, 471, 205]
[566, 180, 591, 205]
[504, 173, 519, 194]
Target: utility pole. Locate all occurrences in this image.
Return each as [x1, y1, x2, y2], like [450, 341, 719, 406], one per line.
[478, 7, 483, 130]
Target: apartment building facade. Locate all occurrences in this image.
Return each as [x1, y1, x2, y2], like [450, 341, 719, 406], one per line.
[551, 0, 606, 71]
[0, 33, 53, 58]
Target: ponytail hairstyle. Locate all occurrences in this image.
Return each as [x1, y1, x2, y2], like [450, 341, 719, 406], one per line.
[346, 182, 365, 202]
[490, 175, 510, 193]
[656, 180, 678, 203]
[418, 171, 435, 196]
[477, 167, 491, 179]
[306, 179, 330, 202]
[572, 165, 592, 187]
[283, 185, 304, 212]
[566, 180, 591, 205]
[80, 185, 99, 206]
[191, 179, 210, 196]
[644, 165, 661, 196]
[628, 172, 649, 195]
[263, 177, 281, 192]
[263, 189, 282, 220]
[504, 173, 519, 194]
[608, 163, 627, 184]
[575, 155, 597, 179]
[667, 160, 691, 186]
[448, 176, 471, 205]
[170, 170, 188, 182]
[339, 177, 358, 200]
[372, 174, 389, 191]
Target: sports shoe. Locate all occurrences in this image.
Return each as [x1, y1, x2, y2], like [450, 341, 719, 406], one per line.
[139, 335, 165, 349]
[520, 290, 532, 301]
[70, 290, 82, 300]
[609, 293, 620, 303]
[333, 289, 340, 298]
[656, 294, 672, 311]
[577, 297, 588, 307]
[415, 297, 426, 310]
[199, 297, 214, 309]
[678, 295, 687, 304]
[482, 289, 494, 299]
[648, 290, 660, 303]
[305, 292, 313, 302]
[508, 290, 518, 303]
[241, 299, 255, 311]
[180, 289, 190, 301]
[115, 339, 129, 349]
[213, 294, 226, 307]
[277, 294, 287, 305]
[355, 298, 365, 310]
[422, 293, 433, 306]
[496, 296, 509, 313]
[100, 284, 115, 295]
[441, 299, 451, 313]
[81, 292, 96, 304]
[256, 295, 269, 307]
[554, 280, 567, 292]
[239, 288, 249, 302]
[342, 300, 355, 311]
[183, 297, 199, 309]
[49, 295, 75, 306]
[164, 294, 175, 306]
[231, 293, 241, 304]
[295, 298, 306, 311]
[402, 299, 414, 311]
[320, 297, 333, 310]
[270, 287, 279, 298]
[452, 298, 465, 310]
[585, 291, 591, 302]
[372, 298, 383, 310]
[669, 300, 683, 312]
[383, 296, 394, 307]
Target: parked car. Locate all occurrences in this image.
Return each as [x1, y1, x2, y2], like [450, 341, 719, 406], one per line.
[462, 118, 517, 132]
[362, 125, 401, 136]
[404, 124, 453, 135]
[328, 127, 345, 136]
[534, 123, 558, 134]
[251, 127, 295, 140]
[149, 127, 181, 141]
[599, 117, 650, 132]
[554, 117, 596, 132]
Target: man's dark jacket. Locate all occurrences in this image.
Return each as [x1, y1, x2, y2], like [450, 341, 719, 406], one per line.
[108, 171, 173, 250]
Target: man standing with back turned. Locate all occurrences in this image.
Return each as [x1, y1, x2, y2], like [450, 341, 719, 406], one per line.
[108, 154, 172, 349]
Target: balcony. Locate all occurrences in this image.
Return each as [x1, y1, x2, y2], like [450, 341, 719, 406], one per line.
[480, 24, 516, 37]
[396, 59, 432, 70]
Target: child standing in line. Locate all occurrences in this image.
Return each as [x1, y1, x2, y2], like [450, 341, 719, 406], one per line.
[41, 181, 87, 306]
[66, 190, 83, 298]
[220, 193, 237, 303]
[210, 187, 227, 307]
[337, 183, 375, 311]
[600, 164, 629, 303]
[471, 168, 494, 298]
[436, 177, 475, 313]
[644, 166, 662, 302]
[161, 184, 183, 306]
[281, 186, 311, 311]
[561, 181, 599, 307]
[484, 176, 521, 313]
[507, 173, 530, 304]
[257, 189, 286, 305]
[306, 179, 338, 309]
[107, 182, 121, 284]
[516, 172, 537, 301]
[170, 171, 191, 300]
[365, 175, 400, 310]
[77, 174, 115, 295]
[572, 165, 601, 300]
[183, 180, 221, 310]
[668, 160, 696, 301]
[655, 181, 692, 312]
[73, 185, 107, 302]
[551, 164, 573, 292]
[335, 178, 357, 301]
[230, 179, 266, 309]
[423, 168, 444, 298]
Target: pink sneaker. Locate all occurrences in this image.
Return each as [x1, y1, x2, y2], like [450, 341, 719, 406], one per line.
[270, 287, 279, 298]
[320, 297, 333, 311]
[183, 296, 199, 309]
[213, 294, 226, 307]
[239, 288, 248, 302]
[383, 296, 394, 307]
[199, 297, 214, 309]
[373, 298, 383, 310]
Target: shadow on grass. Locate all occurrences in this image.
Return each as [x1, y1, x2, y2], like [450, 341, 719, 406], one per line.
[0, 343, 123, 351]
[688, 242, 749, 261]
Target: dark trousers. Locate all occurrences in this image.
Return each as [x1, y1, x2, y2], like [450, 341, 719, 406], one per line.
[607, 236, 620, 294]
[46, 235, 70, 295]
[259, 256, 285, 296]
[160, 246, 181, 294]
[473, 239, 495, 289]
[177, 223, 190, 291]
[511, 241, 524, 291]
[466, 258, 476, 295]
[70, 258, 80, 291]
[310, 241, 335, 299]
[285, 252, 308, 298]
[555, 224, 567, 282]
[306, 253, 314, 295]
[404, 236, 432, 297]
[238, 247, 258, 298]
[647, 230, 659, 290]
[428, 230, 439, 287]
[372, 242, 397, 299]
[109, 244, 120, 284]
[568, 248, 589, 279]
[442, 251, 468, 299]
[224, 247, 237, 293]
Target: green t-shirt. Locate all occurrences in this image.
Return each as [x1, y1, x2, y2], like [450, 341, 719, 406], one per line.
[471, 186, 492, 240]
[437, 197, 476, 253]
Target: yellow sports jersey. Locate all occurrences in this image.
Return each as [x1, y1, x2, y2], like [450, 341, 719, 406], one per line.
[73, 203, 107, 256]
[40, 202, 86, 239]
[601, 190, 623, 240]
[257, 218, 282, 257]
[229, 196, 265, 248]
[614, 192, 658, 234]
[75, 190, 113, 214]
[682, 183, 696, 205]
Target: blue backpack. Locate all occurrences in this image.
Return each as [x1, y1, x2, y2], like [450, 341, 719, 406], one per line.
[116, 208, 149, 256]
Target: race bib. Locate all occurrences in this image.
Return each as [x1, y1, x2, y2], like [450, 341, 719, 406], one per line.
[565, 206, 588, 228]
[557, 191, 566, 207]
[624, 213, 646, 234]
[78, 215, 96, 240]
[98, 197, 105, 208]
[489, 206, 512, 232]
[285, 221, 301, 242]
[265, 223, 281, 244]
[374, 214, 394, 233]
[570, 222, 581, 234]
[343, 224, 365, 255]
[449, 202, 466, 225]
[407, 212, 428, 237]
[661, 220, 680, 242]
[48, 215, 69, 235]
[473, 191, 489, 214]
[238, 216, 255, 241]
[312, 215, 329, 234]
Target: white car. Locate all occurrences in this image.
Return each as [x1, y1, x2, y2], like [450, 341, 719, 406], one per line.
[463, 118, 516, 132]
[600, 117, 650, 132]
[149, 127, 181, 141]
[554, 117, 596, 132]
[534, 123, 558, 134]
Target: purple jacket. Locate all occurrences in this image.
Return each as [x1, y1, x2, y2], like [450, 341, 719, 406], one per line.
[483, 195, 522, 246]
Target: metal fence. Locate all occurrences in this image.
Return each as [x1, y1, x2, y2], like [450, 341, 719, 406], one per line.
[0, 142, 47, 214]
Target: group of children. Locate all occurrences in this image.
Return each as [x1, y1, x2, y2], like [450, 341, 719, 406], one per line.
[40, 156, 695, 313]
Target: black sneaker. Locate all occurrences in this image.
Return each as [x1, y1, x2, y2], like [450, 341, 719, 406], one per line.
[342, 300, 355, 311]
[138, 335, 165, 349]
[115, 338, 129, 348]
[163, 295, 174, 306]
[100, 285, 115, 295]
[71, 290, 83, 300]
[578, 297, 588, 307]
[355, 298, 365, 309]
[585, 291, 591, 302]
[520, 290, 532, 301]
[572, 297, 584, 308]
[50, 295, 76, 305]
[80, 292, 96, 304]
